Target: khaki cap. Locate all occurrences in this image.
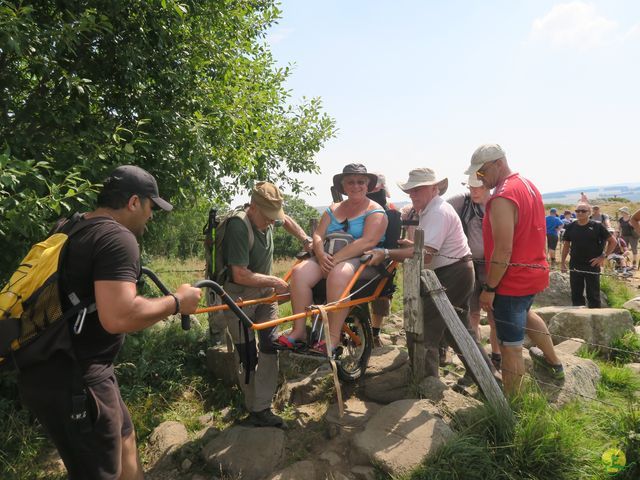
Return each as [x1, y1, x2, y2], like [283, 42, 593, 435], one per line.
[464, 144, 506, 176]
[251, 181, 285, 221]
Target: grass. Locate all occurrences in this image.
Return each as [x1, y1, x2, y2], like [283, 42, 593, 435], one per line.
[600, 275, 640, 325]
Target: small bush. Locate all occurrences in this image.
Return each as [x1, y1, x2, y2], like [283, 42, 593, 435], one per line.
[609, 332, 640, 364]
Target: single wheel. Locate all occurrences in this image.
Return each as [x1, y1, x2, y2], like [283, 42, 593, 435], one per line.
[336, 304, 373, 382]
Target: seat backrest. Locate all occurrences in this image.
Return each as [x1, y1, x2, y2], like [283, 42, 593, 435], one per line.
[383, 209, 402, 249]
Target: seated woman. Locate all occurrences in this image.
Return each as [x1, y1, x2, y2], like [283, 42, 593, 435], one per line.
[281, 164, 388, 353]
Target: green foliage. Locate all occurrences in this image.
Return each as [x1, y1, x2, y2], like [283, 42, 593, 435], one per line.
[273, 195, 320, 258]
[0, 0, 335, 282]
[609, 332, 640, 364]
[598, 363, 640, 396]
[600, 276, 639, 325]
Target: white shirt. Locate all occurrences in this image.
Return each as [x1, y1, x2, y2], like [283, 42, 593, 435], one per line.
[418, 195, 472, 270]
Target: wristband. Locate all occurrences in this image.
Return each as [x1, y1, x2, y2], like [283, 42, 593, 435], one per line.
[303, 236, 313, 245]
[384, 248, 390, 260]
[169, 293, 180, 315]
[481, 283, 497, 293]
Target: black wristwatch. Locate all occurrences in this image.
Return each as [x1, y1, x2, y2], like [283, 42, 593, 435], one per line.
[481, 283, 498, 293]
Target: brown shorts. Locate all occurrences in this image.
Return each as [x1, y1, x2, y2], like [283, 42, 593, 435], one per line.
[19, 355, 133, 480]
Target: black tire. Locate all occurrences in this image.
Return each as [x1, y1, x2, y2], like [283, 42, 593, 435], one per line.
[337, 304, 373, 382]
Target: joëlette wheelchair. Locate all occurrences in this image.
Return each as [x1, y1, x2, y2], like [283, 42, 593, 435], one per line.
[196, 208, 402, 383]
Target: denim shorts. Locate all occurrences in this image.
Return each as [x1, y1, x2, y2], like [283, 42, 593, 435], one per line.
[492, 293, 535, 346]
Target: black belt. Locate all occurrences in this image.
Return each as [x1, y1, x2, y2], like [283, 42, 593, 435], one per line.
[434, 255, 473, 273]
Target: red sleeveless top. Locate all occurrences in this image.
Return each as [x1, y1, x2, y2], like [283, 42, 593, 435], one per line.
[483, 173, 549, 296]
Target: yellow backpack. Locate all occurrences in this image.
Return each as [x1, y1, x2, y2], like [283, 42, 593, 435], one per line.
[0, 214, 107, 370]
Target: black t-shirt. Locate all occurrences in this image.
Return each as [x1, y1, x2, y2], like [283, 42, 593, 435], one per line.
[619, 217, 635, 237]
[62, 216, 140, 379]
[563, 220, 610, 270]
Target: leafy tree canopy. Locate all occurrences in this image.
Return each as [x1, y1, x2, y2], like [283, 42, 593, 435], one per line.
[0, 0, 335, 281]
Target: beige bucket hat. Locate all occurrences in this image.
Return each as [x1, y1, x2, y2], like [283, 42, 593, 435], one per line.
[397, 168, 448, 195]
[251, 181, 285, 221]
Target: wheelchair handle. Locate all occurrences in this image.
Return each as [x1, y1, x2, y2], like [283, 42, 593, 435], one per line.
[141, 267, 191, 330]
[193, 279, 254, 330]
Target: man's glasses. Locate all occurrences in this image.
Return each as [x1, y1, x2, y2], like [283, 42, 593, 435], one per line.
[344, 179, 367, 186]
[575, 209, 589, 213]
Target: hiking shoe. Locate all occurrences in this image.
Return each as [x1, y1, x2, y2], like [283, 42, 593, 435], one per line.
[529, 346, 565, 380]
[373, 335, 385, 348]
[246, 409, 288, 429]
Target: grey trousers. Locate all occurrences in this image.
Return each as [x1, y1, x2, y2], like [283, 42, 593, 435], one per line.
[412, 259, 495, 379]
[221, 283, 279, 413]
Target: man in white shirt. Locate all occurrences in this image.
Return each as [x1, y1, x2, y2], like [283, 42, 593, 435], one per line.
[367, 168, 497, 382]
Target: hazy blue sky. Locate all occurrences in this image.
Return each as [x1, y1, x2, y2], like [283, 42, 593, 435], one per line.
[255, 1, 640, 206]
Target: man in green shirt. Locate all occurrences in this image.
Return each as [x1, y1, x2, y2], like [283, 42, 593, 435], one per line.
[221, 181, 311, 428]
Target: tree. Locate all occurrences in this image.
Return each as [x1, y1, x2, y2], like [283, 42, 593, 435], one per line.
[273, 195, 320, 258]
[0, 0, 335, 281]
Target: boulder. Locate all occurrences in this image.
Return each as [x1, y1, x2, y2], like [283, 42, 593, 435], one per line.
[525, 350, 601, 406]
[202, 426, 285, 480]
[548, 308, 634, 348]
[626, 363, 640, 375]
[351, 465, 377, 480]
[362, 363, 412, 403]
[533, 306, 583, 325]
[623, 297, 640, 313]
[417, 377, 483, 424]
[275, 368, 331, 408]
[148, 421, 188, 457]
[366, 346, 410, 376]
[325, 397, 382, 431]
[351, 399, 453, 474]
[554, 338, 587, 356]
[535, 271, 607, 307]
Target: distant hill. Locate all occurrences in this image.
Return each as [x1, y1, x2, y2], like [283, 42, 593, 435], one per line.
[542, 183, 640, 204]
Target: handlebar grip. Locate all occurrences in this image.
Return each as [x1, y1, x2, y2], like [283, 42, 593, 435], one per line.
[141, 267, 192, 331]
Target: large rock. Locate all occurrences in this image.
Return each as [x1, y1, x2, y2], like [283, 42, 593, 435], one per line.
[202, 426, 285, 480]
[525, 350, 601, 406]
[275, 368, 331, 408]
[548, 308, 634, 348]
[554, 338, 587, 356]
[533, 306, 583, 325]
[366, 346, 409, 376]
[325, 397, 382, 431]
[351, 399, 453, 474]
[362, 363, 412, 403]
[147, 421, 189, 467]
[417, 377, 483, 424]
[535, 271, 607, 307]
[623, 296, 640, 313]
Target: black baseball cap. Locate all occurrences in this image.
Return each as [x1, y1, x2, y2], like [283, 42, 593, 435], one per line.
[104, 165, 173, 211]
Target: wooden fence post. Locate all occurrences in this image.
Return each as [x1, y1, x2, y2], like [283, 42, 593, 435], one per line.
[403, 229, 430, 379]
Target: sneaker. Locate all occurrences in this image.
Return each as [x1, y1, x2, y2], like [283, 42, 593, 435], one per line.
[246, 409, 288, 429]
[373, 335, 385, 348]
[529, 346, 565, 380]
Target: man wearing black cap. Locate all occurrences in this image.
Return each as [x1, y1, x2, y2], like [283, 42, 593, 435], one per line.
[17, 165, 202, 480]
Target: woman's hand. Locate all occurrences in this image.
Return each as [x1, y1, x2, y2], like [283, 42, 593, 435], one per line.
[319, 252, 335, 276]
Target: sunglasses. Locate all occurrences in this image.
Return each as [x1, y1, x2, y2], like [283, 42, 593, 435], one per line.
[575, 209, 589, 213]
[475, 160, 497, 178]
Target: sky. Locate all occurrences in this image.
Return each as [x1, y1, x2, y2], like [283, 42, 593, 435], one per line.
[254, 0, 640, 207]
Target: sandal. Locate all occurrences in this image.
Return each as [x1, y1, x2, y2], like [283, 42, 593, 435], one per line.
[274, 335, 307, 351]
[309, 340, 328, 356]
